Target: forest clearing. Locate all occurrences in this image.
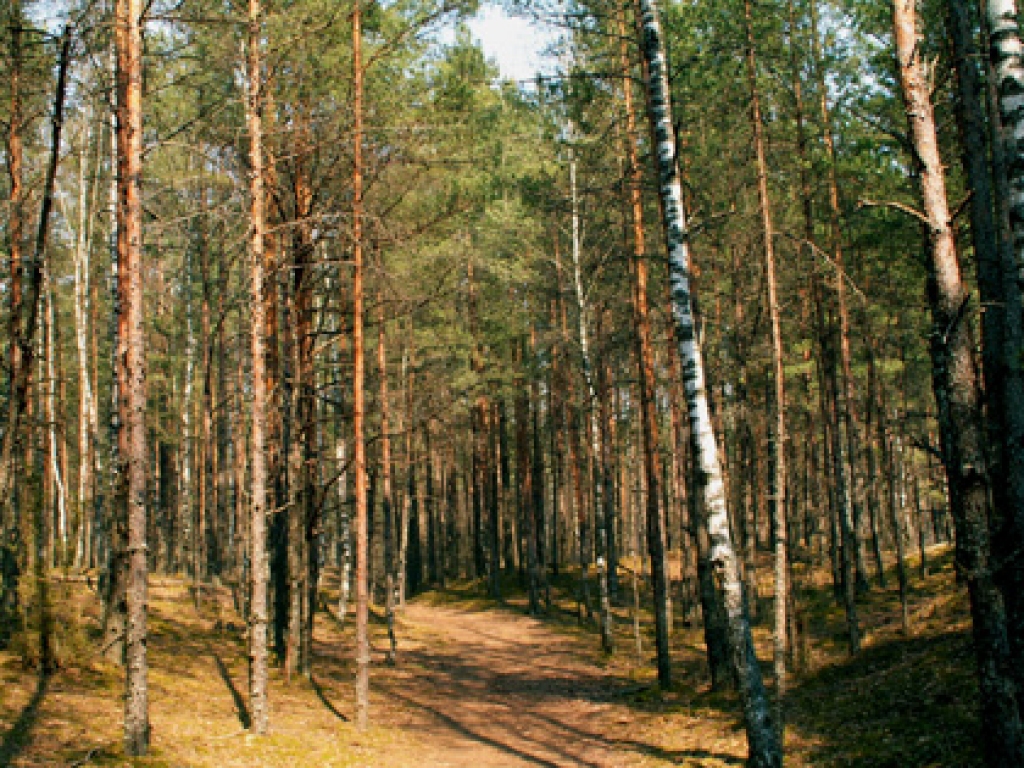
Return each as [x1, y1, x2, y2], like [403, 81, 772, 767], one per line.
[4, 0, 1024, 764]
[1, 545, 981, 766]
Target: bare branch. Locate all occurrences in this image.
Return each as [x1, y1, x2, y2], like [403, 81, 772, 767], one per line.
[857, 198, 929, 225]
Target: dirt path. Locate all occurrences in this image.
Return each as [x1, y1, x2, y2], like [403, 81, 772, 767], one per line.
[368, 603, 744, 768]
[0, 557, 981, 767]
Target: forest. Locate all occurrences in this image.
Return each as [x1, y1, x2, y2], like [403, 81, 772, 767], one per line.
[1, 0, 1023, 764]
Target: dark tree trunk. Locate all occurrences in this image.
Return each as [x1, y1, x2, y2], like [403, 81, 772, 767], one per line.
[980, 0, 1024, 709]
[896, 2, 1023, 763]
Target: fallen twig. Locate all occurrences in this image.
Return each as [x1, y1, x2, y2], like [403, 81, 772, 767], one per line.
[69, 747, 98, 767]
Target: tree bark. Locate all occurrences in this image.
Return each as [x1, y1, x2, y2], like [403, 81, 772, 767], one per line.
[743, 0, 788, 728]
[636, 0, 781, 763]
[102, 48, 128, 664]
[352, 0, 370, 729]
[113, 0, 150, 750]
[246, 0, 270, 735]
[894, 2, 1023, 763]
[980, 0, 1024, 707]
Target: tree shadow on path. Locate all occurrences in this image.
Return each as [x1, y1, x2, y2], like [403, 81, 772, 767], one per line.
[211, 651, 250, 729]
[310, 675, 348, 721]
[385, 687, 592, 768]
[526, 709, 745, 766]
[0, 671, 49, 766]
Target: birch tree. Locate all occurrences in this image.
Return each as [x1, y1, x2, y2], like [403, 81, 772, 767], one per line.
[982, 0, 1024, 706]
[635, 0, 781, 763]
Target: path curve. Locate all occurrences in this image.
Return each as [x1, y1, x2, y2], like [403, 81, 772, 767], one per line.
[370, 602, 742, 768]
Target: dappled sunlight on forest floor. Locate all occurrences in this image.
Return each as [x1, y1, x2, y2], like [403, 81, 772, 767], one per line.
[0, 545, 981, 766]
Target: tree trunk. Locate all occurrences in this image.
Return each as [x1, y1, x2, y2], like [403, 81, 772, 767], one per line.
[808, 0, 861, 649]
[880, 391, 909, 634]
[981, 0, 1024, 708]
[743, 0, 788, 727]
[864, 352, 886, 589]
[246, 0, 270, 735]
[515, 342, 542, 615]
[401, 340, 421, 601]
[352, 0, 370, 729]
[336, 438, 351, 622]
[297, 161, 319, 678]
[636, 1, 781, 763]
[568, 148, 614, 648]
[894, 1, 1023, 763]
[285, 284, 304, 680]
[102, 45, 128, 665]
[197, 234, 212, 599]
[72, 114, 98, 571]
[22, 31, 71, 668]
[113, 0, 150, 750]
[0, 0, 25, 541]
[530, 327, 550, 604]
[376, 285, 397, 661]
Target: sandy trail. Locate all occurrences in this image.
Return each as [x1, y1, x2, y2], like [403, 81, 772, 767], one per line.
[369, 602, 739, 768]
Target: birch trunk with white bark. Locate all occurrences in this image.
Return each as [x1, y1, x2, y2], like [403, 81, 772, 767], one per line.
[636, 0, 781, 763]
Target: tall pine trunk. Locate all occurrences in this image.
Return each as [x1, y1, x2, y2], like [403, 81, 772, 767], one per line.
[743, 0, 788, 726]
[114, 0, 150, 750]
[352, 0, 370, 729]
[246, 0, 270, 735]
[0, 0, 25, 532]
[894, 2, 1023, 763]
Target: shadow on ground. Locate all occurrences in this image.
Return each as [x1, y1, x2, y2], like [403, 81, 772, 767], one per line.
[399, 545, 981, 767]
[0, 672, 48, 766]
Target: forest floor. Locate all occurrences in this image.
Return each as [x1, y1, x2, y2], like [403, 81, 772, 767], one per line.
[0, 544, 983, 767]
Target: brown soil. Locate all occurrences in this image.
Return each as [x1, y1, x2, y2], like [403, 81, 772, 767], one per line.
[371, 601, 743, 767]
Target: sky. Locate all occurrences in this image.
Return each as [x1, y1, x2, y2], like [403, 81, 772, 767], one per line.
[466, 5, 562, 85]
[31, 1, 561, 85]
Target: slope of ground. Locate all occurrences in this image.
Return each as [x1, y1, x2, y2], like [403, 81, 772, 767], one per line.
[0, 545, 982, 767]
